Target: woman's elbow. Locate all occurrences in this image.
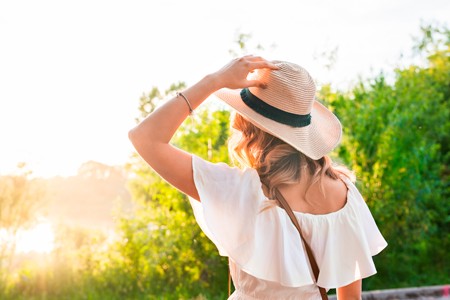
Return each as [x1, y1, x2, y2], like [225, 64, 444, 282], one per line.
[128, 127, 139, 145]
[128, 126, 148, 152]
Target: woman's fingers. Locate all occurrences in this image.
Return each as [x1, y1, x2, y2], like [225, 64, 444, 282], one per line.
[238, 55, 278, 69]
[245, 80, 268, 88]
[248, 60, 279, 71]
[213, 56, 278, 90]
[241, 54, 263, 61]
[239, 55, 279, 71]
[242, 57, 278, 88]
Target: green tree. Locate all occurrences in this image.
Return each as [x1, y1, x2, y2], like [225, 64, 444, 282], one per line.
[320, 24, 449, 288]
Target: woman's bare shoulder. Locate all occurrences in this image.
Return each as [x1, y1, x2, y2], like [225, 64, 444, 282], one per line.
[323, 176, 348, 208]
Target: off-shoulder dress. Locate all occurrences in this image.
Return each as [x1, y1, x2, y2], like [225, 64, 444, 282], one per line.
[189, 156, 387, 300]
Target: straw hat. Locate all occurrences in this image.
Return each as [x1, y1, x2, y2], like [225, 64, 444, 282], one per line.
[214, 60, 342, 160]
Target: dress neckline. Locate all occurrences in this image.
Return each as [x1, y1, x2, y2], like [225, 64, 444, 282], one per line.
[262, 177, 353, 218]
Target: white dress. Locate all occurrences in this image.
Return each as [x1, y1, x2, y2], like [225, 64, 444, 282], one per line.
[189, 155, 388, 300]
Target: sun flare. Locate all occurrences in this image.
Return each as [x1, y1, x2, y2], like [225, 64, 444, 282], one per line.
[15, 221, 55, 254]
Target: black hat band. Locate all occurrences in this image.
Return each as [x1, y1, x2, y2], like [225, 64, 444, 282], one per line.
[240, 88, 311, 127]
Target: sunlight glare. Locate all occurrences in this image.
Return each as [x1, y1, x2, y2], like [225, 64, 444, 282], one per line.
[15, 221, 55, 254]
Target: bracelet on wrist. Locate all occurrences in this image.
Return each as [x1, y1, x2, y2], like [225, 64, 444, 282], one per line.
[176, 92, 194, 115]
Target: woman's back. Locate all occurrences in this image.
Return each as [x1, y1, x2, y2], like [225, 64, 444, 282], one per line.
[276, 174, 348, 215]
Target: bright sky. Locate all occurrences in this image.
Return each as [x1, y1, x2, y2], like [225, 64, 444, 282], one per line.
[0, 0, 449, 177]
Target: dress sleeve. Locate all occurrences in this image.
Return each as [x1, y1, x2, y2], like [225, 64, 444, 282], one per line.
[189, 155, 263, 257]
[314, 178, 388, 289]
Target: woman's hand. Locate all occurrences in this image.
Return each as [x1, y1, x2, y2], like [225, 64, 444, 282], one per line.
[211, 55, 279, 90]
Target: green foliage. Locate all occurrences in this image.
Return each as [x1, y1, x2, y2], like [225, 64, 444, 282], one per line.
[321, 25, 449, 288]
[105, 86, 231, 299]
[2, 225, 108, 300]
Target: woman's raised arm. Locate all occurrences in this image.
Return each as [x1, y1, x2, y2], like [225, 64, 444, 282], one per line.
[128, 56, 278, 201]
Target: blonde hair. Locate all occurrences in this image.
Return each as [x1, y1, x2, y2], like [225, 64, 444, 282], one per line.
[229, 113, 353, 199]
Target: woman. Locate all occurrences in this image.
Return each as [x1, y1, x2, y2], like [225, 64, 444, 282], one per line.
[129, 55, 387, 299]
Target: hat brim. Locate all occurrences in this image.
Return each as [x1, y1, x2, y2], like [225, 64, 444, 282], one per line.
[214, 88, 342, 160]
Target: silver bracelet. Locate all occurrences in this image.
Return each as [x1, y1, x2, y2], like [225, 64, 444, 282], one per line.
[177, 92, 193, 115]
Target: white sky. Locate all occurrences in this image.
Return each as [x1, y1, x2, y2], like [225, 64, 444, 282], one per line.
[0, 0, 449, 177]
